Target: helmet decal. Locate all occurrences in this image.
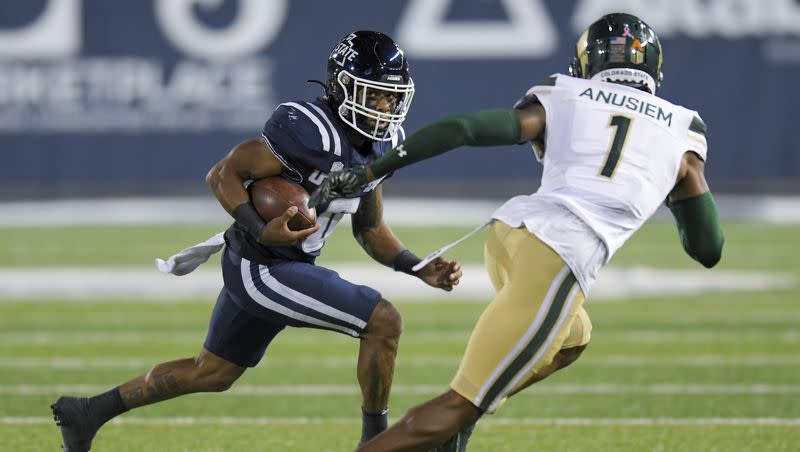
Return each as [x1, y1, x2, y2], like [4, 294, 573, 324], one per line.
[331, 33, 359, 67]
[623, 24, 636, 40]
[609, 36, 628, 63]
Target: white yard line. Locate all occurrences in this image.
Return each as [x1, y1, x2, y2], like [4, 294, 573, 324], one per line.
[3, 329, 797, 345]
[1, 416, 799, 426]
[3, 383, 800, 396]
[1, 195, 800, 227]
[3, 311, 798, 327]
[0, 197, 500, 228]
[582, 355, 800, 366]
[482, 417, 800, 426]
[0, 266, 794, 302]
[2, 355, 799, 370]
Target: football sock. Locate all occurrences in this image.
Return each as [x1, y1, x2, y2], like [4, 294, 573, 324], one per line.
[87, 387, 129, 427]
[359, 407, 388, 445]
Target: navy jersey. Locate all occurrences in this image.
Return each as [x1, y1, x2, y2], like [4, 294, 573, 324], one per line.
[225, 97, 405, 265]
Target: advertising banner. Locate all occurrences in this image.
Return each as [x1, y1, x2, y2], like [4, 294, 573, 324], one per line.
[1, 0, 797, 197]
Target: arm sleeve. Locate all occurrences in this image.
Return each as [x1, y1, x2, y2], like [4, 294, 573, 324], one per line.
[668, 192, 724, 268]
[369, 109, 521, 178]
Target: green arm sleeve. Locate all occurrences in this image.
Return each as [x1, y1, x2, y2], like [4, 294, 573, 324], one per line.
[370, 109, 521, 178]
[668, 192, 724, 268]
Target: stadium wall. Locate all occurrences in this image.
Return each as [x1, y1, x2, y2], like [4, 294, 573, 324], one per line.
[0, 0, 797, 199]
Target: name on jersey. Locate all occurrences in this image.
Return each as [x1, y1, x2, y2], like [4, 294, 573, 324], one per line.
[578, 88, 673, 126]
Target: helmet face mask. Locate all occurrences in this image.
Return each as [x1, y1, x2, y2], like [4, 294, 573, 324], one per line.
[570, 13, 663, 94]
[336, 70, 414, 141]
[326, 31, 414, 142]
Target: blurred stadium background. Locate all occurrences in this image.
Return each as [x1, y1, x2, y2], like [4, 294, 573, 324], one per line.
[1, 1, 798, 451]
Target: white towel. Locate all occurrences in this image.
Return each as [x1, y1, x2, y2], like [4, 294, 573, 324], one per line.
[155, 232, 225, 276]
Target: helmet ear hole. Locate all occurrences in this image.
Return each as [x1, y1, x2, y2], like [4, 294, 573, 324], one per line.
[326, 80, 338, 100]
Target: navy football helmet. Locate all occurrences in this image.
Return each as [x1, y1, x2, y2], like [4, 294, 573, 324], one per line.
[325, 31, 414, 141]
[569, 13, 663, 94]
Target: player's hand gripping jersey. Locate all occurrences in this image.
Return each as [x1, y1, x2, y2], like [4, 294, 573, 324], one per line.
[224, 98, 405, 265]
[493, 74, 708, 290]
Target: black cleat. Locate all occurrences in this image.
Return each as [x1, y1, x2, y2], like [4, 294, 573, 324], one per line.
[51, 396, 98, 452]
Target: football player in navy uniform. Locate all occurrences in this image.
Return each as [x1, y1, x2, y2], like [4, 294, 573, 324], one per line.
[51, 31, 462, 451]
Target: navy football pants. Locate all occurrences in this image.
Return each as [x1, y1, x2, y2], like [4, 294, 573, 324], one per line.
[204, 247, 382, 367]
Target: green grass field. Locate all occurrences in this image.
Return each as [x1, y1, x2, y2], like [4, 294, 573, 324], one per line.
[1, 221, 798, 451]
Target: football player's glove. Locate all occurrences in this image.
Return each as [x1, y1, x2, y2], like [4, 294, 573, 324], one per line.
[308, 165, 368, 208]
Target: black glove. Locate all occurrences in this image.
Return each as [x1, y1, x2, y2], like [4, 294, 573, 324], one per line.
[308, 165, 369, 208]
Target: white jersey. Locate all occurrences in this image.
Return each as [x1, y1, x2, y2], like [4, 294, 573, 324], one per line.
[492, 74, 708, 293]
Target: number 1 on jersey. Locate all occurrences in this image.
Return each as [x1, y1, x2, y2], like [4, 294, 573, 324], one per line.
[600, 115, 632, 178]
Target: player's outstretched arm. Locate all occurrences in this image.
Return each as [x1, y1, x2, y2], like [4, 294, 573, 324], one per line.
[308, 105, 546, 208]
[369, 108, 529, 178]
[352, 187, 462, 291]
[667, 152, 724, 268]
[207, 139, 319, 245]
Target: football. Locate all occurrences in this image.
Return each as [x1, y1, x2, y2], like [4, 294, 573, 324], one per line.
[248, 176, 317, 231]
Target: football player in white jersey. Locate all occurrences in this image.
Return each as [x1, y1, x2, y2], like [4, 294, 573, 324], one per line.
[310, 13, 724, 452]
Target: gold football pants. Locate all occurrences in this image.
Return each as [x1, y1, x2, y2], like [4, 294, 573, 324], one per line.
[450, 221, 592, 413]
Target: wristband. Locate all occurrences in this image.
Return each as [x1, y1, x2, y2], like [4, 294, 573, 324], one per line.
[232, 202, 267, 241]
[392, 249, 422, 275]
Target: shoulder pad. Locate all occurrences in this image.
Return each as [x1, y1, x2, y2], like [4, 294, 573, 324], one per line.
[266, 101, 343, 156]
[513, 93, 539, 110]
[538, 74, 559, 87]
[514, 74, 562, 110]
[685, 111, 708, 162]
[689, 114, 707, 136]
[262, 101, 344, 183]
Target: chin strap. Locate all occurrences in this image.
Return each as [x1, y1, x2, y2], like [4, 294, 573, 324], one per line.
[305, 79, 327, 90]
